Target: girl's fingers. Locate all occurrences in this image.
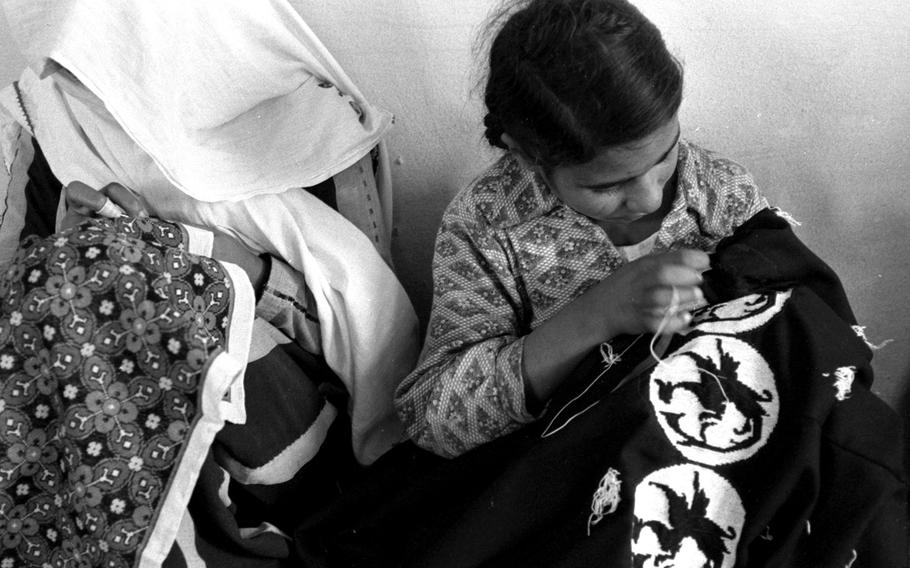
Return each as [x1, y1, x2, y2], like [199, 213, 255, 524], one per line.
[636, 284, 703, 310]
[662, 284, 704, 308]
[636, 285, 705, 332]
[641, 309, 693, 334]
[653, 265, 703, 288]
[634, 252, 707, 288]
[669, 248, 711, 271]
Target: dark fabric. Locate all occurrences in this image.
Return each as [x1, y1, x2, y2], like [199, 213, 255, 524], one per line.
[295, 208, 909, 568]
[701, 208, 857, 324]
[301, 176, 337, 212]
[20, 138, 63, 241]
[158, 338, 358, 568]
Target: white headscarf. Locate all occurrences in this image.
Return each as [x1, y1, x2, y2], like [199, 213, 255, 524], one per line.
[1, 0, 393, 202]
[0, 0, 418, 465]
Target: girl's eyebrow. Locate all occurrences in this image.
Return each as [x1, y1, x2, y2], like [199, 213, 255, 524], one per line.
[582, 127, 681, 189]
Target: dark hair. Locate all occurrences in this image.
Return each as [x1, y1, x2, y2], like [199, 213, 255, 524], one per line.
[482, 0, 683, 169]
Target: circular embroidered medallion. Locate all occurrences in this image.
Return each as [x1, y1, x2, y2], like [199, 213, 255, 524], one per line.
[632, 464, 745, 568]
[685, 291, 792, 335]
[649, 335, 779, 465]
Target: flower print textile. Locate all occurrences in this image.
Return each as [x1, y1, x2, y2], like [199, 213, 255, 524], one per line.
[0, 215, 241, 567]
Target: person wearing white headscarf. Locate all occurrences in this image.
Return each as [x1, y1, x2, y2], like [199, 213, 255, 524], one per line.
[0, 0, 419, 466]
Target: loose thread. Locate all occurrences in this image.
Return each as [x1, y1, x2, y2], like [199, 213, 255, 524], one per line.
[649, 286, 731, 401]
[587, 468, 622, 536]
[544, 283, 721, 439]
[647, 286, 680, 368]
[648, 286, 691, 371]
[600, 342, 620, 367]
[827, 366, 856, 402]
[771, 207, 802, 226]
[851, 325, 894, 351]
[541, 335, 642, 438]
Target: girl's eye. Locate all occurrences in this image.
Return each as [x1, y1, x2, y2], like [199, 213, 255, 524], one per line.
[588, 184, 622, 194]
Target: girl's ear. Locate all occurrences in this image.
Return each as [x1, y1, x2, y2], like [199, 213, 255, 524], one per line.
[501, 133, 536, 171]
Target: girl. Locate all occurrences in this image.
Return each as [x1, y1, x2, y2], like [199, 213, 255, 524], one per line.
[395, 0, 768, 458]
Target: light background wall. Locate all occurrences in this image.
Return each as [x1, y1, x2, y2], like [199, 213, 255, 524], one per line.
[2, 2, 908, 420]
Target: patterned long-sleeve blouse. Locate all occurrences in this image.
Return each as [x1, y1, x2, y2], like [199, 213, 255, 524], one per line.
[394, 140, 769, 458]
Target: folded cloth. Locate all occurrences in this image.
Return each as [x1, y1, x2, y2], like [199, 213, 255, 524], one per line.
[0, 0, 393, 202]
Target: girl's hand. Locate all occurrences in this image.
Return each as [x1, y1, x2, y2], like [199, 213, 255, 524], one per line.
[521, 248, 710, 406]
[593, 249, 709, 337]
[61, 181, 148, 230]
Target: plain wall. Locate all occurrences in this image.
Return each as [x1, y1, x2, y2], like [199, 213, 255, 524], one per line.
[2, 2, 908, 420]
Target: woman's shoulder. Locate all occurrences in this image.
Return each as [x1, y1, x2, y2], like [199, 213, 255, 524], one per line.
[443, 152, 558, 231]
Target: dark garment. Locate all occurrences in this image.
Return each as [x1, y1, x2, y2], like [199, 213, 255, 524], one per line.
[20, 137, 63, 240]
[295, 208, 908, 568]
[162, 345, 358, 568]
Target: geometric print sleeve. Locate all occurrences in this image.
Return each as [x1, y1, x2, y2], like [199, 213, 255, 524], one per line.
[708, 155, 769, 235]
[661, 143, 772, 254]
[685, 147, 770, 241]
[394, 202, 536, 458]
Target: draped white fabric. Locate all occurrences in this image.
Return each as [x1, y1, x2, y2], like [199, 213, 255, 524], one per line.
[1, 0, 393, 202]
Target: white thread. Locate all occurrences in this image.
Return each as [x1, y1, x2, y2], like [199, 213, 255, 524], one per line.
[845, 549, 858, 568]
[805, 519, 811, 535]
[648, 288, 737, 404]
[96, 198, 126, 218]
[600, 342, 621, 367]
[826, 366, 856, 402]
[771, 207, 802, 226]
[587, 468, 621, 535]
[649, 287, 679, 357]
[648, 286, 693, 370]
[543, 285, 698, 439]
[696, 368, 731, 403]
[541, 335, 642, 438]
[851, 325, 894, 351]
[540, 400, 599, 438]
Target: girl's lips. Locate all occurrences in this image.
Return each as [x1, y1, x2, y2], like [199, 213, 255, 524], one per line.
[604, 215, 645, 223]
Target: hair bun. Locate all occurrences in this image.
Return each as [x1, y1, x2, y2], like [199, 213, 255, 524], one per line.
[483, 113, 507, 149]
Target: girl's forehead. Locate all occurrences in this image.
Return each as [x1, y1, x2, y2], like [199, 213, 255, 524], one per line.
[572, 118, 680, 184]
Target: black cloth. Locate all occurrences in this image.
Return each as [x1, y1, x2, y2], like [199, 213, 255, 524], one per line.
[295, 208, 908, 567]
[20, 137, 63, 240]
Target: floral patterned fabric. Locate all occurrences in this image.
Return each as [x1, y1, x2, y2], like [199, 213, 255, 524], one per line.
[0, 216, 252, 567]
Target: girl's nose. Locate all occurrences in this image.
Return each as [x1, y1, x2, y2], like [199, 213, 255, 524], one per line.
[623, 172, 665, 214]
